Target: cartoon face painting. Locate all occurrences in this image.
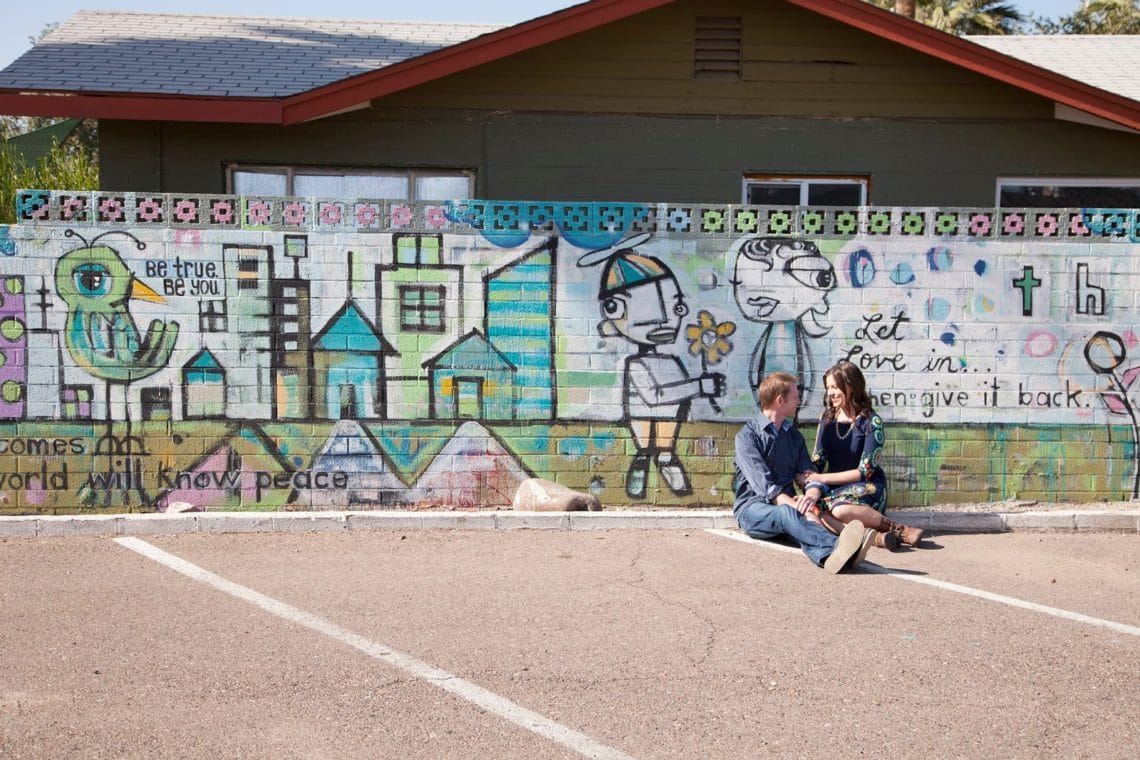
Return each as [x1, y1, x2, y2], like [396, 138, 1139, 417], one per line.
[731, 237, 836, 323]
[730, 237, 836, 404]
[599, 259, 689, 347]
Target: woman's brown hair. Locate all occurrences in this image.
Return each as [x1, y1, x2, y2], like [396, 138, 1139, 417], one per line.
[821, 361, 874, 421]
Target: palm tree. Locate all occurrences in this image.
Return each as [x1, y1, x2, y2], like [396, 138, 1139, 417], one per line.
[867, 0, 1024, 35]
[1049, 0, 1140, 34]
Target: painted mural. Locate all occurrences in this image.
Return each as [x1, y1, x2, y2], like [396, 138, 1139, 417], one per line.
[2, 192, 1139, 513]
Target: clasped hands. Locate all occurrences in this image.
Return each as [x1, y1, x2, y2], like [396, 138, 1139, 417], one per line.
[791, 470, 823, 515]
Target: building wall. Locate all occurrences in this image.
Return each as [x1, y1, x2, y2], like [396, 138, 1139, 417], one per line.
[376, 0, 1045, 120]
[3, 190, 1139, 513]
[99, 110, 1140, 206]
[96, 0, 1140, 203]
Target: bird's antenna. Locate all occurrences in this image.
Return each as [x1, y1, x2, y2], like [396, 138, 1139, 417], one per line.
[91, 231, 147, 251]
[62, 229, 147, 252]
[62, 229, 89, 247]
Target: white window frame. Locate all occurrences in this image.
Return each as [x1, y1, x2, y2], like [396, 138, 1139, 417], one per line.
[226, 164, 475, 199]
[996, 177, 1140, 208]
[741, 175, 868, 206]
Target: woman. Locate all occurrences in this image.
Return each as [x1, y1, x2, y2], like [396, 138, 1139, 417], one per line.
[797, 361, 923, 550]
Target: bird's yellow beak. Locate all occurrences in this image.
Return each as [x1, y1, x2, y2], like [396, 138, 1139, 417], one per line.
[131, 278, 167, 304]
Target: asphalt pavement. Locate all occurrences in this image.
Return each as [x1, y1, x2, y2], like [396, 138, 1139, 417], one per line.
[2, 528, 1137, 758]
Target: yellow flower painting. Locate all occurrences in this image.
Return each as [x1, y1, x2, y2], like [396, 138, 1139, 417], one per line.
[686, 310, 736, 365]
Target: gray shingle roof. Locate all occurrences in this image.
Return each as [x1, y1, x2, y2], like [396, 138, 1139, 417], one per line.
[0, 10, 504, 97]
[964, 34, 1140, 104]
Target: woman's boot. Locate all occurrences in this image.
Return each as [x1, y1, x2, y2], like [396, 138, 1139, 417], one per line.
[879, 516, 924, 547]
[871, 530, 899, 551]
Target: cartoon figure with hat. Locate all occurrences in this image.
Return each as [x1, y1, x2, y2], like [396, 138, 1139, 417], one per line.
[578, 233, 725, 499]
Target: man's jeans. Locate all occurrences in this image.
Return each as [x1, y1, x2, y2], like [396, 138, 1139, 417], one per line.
[734, 499, 838, 567]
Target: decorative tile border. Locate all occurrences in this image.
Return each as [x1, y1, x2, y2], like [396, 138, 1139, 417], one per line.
[14, 190, 1140, 242]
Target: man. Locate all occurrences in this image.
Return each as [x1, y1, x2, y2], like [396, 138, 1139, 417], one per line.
[733, 371, 874, 573]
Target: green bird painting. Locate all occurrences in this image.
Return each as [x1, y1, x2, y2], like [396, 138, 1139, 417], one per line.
[54, 233, 180, 385]
[55, 231, 180, 508]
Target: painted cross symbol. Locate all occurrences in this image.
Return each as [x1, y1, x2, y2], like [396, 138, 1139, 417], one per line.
[1012, 266, 1042, 316]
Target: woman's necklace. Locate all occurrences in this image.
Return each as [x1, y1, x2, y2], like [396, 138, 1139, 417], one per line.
[834, 414, 855, 441]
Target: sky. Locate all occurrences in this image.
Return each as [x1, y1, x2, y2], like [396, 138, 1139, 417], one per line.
[0, 0, 1089, 72]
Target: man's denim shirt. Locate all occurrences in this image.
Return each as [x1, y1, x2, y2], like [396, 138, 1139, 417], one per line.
[732, 414, 814, 515]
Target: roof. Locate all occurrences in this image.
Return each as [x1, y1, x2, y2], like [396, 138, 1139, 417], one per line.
[0, 11, 502, 98]
[964, 34, 1140, 104]
[424, 330, 516, 372]
[1, 0, 1138, 131]
[313, 300, 396, 354]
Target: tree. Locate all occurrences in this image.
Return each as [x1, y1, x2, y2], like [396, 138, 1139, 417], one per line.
[0, 18, 99, 223]
[0, 139, 98, 224]
[1036, 0, 1140, 33]
[867, 0, 1025, 34]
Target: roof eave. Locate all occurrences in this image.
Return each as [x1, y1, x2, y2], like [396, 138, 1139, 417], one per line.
[0, 90, 283, 124]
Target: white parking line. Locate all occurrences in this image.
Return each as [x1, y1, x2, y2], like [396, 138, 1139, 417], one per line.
[114, 536, 635, 760]
[706, 529, 1140, 638]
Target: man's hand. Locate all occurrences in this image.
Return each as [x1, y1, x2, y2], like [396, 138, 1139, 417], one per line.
[791, 488, 822, 515]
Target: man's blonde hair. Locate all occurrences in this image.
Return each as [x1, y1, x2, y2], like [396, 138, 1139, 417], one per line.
[758, 372, 799, 409]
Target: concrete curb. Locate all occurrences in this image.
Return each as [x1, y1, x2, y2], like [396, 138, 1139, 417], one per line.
[0, 509, 1137, 538]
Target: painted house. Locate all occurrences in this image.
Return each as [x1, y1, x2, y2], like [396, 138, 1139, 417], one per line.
[424, 329, 517, 420]
[312, 300, 397, 419]
[182, 350, 226, 419]
[0, 0, 1137, 208]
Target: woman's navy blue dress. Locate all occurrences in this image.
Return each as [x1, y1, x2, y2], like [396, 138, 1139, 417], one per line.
[811, 413, 887, 513]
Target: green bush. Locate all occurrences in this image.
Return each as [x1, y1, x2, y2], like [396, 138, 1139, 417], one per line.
[1, 139, 98, 224]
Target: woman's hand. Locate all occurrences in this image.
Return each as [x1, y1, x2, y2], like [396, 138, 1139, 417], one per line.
[796, 470, 823, 487]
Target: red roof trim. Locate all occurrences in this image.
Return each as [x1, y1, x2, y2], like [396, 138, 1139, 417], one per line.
[280, 0, 674, 124]
[0, 0, 1138, 131]
[0, 92, 281, 124]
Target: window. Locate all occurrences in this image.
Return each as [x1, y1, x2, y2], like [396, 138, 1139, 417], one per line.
[228, 165, 474, 200]
[399, 285, 446, 333]
[395, 234, 442, 266]
[743, 177, 868, 206]
[997, 178, 1140, 208]
[237, 257, 260, 290]
[199, 300, 227, 332]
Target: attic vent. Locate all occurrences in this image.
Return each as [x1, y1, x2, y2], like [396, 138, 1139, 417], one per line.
[694, 17, 742, 80]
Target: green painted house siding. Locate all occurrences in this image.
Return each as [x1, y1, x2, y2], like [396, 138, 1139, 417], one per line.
[95, 0, 1140, 205]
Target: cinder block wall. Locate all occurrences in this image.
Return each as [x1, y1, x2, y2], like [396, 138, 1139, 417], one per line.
[2, 192, 1137, 513]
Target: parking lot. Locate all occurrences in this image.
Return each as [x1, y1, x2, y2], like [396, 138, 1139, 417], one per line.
[2, 528, 1138, 758]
